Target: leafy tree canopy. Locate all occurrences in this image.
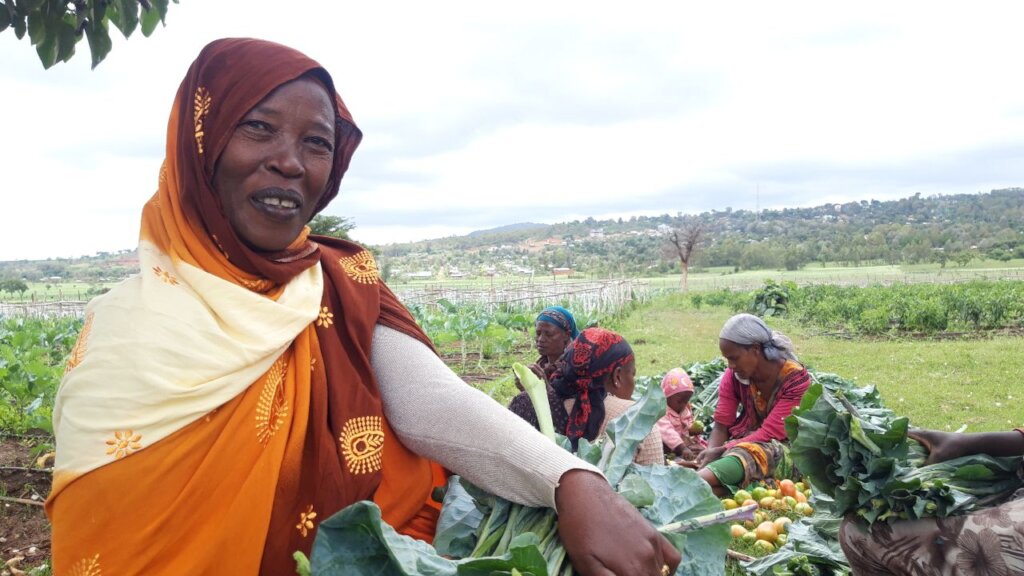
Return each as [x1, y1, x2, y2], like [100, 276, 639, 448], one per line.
[0, 0, 178, 69]
[0, 278, 29, 294]
[309, 214, 356, 240]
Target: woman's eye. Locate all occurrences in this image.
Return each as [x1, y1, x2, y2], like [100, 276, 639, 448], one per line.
[241, 120, 271, 131]
[308, 137, 334, 151]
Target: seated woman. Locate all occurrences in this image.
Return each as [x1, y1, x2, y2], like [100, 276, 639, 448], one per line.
[514, 327, 663, 465]
[840, 428, 1024, 575]
[656, 368, 708, 462]
[696, 314, 810, 495]
[508, 306, 579, 432]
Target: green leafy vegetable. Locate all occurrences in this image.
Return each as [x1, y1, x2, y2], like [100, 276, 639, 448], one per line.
[513, 362, 555, 441]
[786, 382, 1023, 527]
[311, 366, 731, 575]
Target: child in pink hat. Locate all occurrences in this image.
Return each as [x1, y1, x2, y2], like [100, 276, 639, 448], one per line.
[656, 368, 707, 462]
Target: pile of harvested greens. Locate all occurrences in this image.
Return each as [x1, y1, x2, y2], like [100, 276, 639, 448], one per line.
[786, 382, 1023, 525]
[300, 363, 742, 576]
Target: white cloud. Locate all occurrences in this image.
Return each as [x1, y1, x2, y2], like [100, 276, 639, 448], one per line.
[1, 1, 1022, 260]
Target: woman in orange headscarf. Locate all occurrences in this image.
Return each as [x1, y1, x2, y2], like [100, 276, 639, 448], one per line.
[47, 38, 679, 576]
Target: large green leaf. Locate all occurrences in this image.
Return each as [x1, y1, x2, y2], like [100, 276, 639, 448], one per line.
[617, 472, 655, 508]
[311, 501, 549, 576]
[602, 381, 666, 487]
[108, 0, 139, 38]
[83, 18, 111, 69]
[632, 465, 729, 576]
[434, 477, 485, 559]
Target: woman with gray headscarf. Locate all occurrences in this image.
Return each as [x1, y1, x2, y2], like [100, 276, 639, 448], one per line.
[694, 314, 810, 495]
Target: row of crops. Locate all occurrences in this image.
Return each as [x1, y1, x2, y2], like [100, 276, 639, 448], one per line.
[5, 278, 1024, 436]
[694, 279, 1024, 334]
[0, 317, 79, 435]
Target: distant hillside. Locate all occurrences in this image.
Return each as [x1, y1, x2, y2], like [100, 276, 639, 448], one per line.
[377, 188, 1024, 279]
[467, 222, 547, 238]
[3, 188, 1023, 283]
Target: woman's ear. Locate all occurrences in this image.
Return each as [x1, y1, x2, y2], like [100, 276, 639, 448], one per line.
[609, 366, 623, 390]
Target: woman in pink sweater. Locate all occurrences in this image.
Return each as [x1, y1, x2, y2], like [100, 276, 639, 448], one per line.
[695, 314, 810, 495]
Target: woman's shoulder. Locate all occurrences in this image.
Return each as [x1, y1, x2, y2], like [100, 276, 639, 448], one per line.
[603, 395, 635, 419]
[780, 361, 810, 386]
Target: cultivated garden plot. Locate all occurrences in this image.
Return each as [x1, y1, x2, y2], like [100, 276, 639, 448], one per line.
[1, 278, 1022, 575]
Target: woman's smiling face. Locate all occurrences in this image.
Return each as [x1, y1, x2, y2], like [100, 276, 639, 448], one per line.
[213, 77, 336, 252]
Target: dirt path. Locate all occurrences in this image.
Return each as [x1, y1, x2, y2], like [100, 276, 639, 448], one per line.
[0, 437, 51, 574]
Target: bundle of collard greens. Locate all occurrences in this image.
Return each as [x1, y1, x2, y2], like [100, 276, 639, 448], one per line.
[785, 382, 1024, 526]
[305, 374, 734, 576]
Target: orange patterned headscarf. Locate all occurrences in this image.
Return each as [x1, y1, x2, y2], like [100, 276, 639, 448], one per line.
[48, 38, 440, 576]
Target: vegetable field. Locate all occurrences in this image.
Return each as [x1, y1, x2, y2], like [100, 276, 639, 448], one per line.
[1, 277, 1022, 575]
[693, 279, 1024, 335]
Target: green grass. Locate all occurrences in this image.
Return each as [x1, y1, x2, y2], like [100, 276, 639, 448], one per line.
[0, 282, 112, 303]
[601, 293, 1021, 432]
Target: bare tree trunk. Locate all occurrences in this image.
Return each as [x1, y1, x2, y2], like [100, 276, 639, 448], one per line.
[666, 225, 704, 293]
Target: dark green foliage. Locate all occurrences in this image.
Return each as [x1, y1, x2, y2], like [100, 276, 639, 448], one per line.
[0, 278, 29, 296]
[1, 0, 178, 69]
[752, 280, 794, 318]
[308, 215, 355, 240]
[697, 279, 1024, 335]
[786, 383, 1023, 527]
[0, 316, 79, 433]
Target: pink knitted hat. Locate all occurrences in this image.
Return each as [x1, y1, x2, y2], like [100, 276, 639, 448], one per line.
[661, 368, 694, 398]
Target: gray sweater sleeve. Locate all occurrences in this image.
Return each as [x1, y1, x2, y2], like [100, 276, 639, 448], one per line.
[371, 324, 602, 509]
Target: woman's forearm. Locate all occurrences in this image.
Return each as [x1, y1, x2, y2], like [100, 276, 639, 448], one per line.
[958, 431, 1024, 458]
[707, 425, 729, 449]
[371, 324, 601, 509]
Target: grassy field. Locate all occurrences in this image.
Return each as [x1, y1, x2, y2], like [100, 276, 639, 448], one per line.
[609, 293, 1023, 432]
[0, 282, 110, 303]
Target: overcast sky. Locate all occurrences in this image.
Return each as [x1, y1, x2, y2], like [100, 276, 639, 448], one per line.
[2, 2, 1022, 261]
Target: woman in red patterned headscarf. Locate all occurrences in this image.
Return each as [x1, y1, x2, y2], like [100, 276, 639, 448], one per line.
[47, 38, 679, 576]
[550, 327, 663, 465]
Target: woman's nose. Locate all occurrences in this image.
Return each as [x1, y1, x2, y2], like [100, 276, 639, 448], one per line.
[266, 140, 304, 178]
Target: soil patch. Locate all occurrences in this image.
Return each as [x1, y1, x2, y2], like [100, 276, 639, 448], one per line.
[0, 437, 51, 573]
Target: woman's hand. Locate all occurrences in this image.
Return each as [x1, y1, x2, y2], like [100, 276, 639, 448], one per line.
[555, 470, 681, 575]
[513, 373, 525, 393]
[696, 445, 726, 468]
[908, 429, 967, 465]
[529, 363, 548, 382]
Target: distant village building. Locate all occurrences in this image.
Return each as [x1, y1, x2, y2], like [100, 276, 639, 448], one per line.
[588, 229, 605, 239]
[405, 271, 433, 279]
[552, 267, 574, 277]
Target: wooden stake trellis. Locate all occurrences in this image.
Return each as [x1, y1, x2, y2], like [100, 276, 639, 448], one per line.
[396, 279, 661, 316]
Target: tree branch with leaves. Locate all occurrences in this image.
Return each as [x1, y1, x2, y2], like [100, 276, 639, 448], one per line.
[0, 0, 178, 69]
[308, 214, 356, 240]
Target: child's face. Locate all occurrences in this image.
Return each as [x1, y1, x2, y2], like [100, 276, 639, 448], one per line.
[667, 390, 693, 413]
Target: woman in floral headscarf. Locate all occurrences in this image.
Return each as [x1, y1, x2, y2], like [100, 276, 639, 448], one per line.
[508, 305, 579, 431]
[46, 38, 679, 576]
